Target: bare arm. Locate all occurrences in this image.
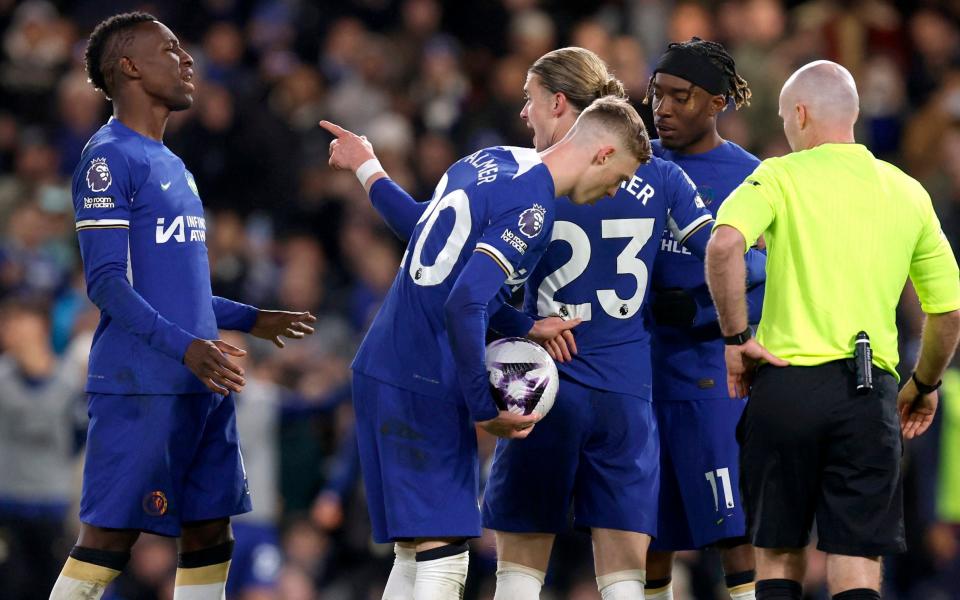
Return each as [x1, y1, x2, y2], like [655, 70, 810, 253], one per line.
[706, 224, 787, 398]
[915, 311, 960, 385]
[705, 225, 749, 336]
[900, 310, 960, 439]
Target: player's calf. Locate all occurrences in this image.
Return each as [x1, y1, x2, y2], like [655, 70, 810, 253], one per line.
[644, 549, 674, 599]
[592, 529, 650, 600]
[718, 538, 756, 599]
[492, 531, 553, 599]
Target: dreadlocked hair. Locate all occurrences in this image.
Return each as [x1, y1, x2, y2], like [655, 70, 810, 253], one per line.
[644, 37, 752, 110]
[85, 12, 157, 98]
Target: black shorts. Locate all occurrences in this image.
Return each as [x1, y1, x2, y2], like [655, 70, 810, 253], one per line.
[737, 360, 905, 556]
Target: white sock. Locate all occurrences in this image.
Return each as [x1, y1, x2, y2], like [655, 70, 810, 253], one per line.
[729, 584, 756, 600]
[597, 569, 646, 600]
[645, 581, 674, 600]
[49, 553, 125, 600]
[172, 562, 231, 599]
[494, 561, 546, 600]
[49, 575, 112, 600]
[173, 542, 234, 600]
[383, 544, 418, 600]
[413, 547, 469, 600]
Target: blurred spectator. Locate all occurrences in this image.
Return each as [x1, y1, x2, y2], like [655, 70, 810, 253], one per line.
[0, 201, 69, 299]
[53, 69, 106, 176]
[0, 131, 61, 230]
[0, 297, 84, 599]
[907, 7, 960, 107]
[1, 1, 75, 122]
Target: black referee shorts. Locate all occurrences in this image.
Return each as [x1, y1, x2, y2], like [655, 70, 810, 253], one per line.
[737, 360, 905, 556]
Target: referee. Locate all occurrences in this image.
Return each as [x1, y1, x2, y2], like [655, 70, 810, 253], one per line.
[705, 60, 960, 600]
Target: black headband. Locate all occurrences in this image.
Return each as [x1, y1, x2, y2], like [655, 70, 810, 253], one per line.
[653, 46, 728, 96]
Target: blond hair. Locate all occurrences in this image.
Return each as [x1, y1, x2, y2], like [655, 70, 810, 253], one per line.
[529, 47, 626, 112]
[576, 96, 651, 164]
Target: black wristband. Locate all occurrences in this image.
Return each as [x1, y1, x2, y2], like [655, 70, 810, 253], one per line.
[723, 327, 753, 346]
[912, 372, 942, 395]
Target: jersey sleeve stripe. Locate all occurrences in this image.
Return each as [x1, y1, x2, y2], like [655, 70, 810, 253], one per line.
[475, 243, 514, 277]
[672, 214, 714, 244]
[76, 219, 130, 231]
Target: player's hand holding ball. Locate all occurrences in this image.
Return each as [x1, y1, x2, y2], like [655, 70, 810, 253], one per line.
[184, 339, 247, 395]
[251, 310, 317, 348]
[477, 410, 540, 439]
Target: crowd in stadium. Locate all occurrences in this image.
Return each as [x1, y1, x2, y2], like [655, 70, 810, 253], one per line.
[2, 0, 960, 598]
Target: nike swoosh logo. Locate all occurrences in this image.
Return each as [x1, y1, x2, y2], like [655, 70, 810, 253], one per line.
[160, 181, 171, 190]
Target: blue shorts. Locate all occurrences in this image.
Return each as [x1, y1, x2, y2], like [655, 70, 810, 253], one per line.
[79, 393, 251, 537]
[226, 521, 281, 597]
[352, 372, 481, 543]
[482, 374, 659, 534]
[651, 397, 747, 550]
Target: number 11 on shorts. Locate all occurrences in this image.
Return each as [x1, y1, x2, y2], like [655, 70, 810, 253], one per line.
[705, 467, 735, 511]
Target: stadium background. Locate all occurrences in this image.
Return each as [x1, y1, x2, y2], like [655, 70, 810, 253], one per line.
[0, 0, 959, 598]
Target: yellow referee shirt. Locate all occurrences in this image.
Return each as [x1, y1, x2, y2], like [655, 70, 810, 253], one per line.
[715, 143, 960, 378]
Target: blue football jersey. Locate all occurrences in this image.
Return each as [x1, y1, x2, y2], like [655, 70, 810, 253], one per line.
[352, 147, 555, 399]
[73, 118, 220, 395]
[523, 156, 712, 399]
[651, 140, 762, 400]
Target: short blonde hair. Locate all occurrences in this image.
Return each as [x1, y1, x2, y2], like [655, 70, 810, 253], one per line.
[529, 47, 626, 112]
[576, 96, 651, 164]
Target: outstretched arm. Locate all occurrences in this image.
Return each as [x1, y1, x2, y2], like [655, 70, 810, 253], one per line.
[80, 230, 247, 395]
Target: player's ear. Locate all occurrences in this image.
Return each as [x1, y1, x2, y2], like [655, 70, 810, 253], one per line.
[709, 93, 727, 115]
[594, 145, 615, 165]
[552, 92, 566, 117]
[796, 103, 807, 130]
[118, 56, 141, 81]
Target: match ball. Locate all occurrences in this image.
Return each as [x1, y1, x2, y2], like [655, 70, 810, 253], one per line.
[485, 337, 559, 419]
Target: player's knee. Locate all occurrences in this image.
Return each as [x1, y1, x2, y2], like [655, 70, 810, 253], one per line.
[76, 524, 140, 553]
[644, 550, 675, 579]
[494, 531, 554, 571]
[180, 517, 233, 552]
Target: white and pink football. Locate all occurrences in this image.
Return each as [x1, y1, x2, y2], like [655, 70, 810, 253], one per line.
[485, 337, 559, 419]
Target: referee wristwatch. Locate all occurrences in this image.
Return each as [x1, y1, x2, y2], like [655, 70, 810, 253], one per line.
[723, 327, 753, 346]
[911, 372, 942, 395]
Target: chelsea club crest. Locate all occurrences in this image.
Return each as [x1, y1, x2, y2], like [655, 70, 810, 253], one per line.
[185, 171, 200, 197]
